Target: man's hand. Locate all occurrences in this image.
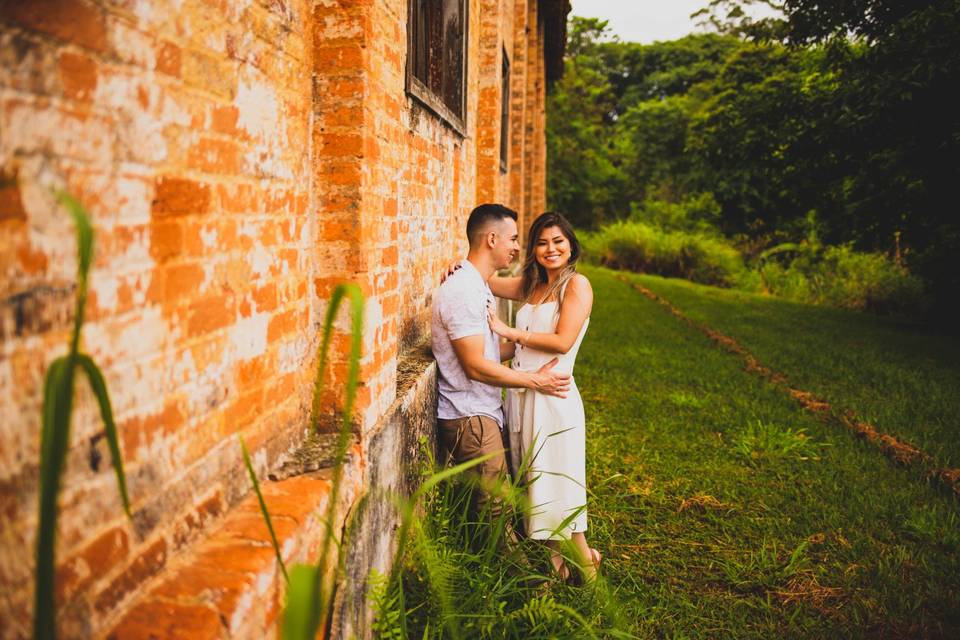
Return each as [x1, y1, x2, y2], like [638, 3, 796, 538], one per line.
[528, 357, 571, 398]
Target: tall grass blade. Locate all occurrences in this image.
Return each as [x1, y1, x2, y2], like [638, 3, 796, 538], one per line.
[261, 282, 365, 639]
[313, 284, 364, 634]
[390, 452, 497, 577]
[281, 564, 321, 640]
[34, 194, 131, 639]
[239, 435, 288, 582]
[75, 354, 130, 516]
[309, 284, 364, 431]
[35, 356, 71, 640]
[55, 192, 92, 353]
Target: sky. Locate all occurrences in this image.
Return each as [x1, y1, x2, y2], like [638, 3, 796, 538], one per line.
[568, 0, 781, 44]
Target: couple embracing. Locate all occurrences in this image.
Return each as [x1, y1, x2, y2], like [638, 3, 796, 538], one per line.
[431, 204, 600, 582]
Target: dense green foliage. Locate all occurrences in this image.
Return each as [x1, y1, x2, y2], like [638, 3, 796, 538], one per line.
[582, 221, 746, 288]
[381, 265, 960, 637]
[579, 196, 924, 314]
[547, 2, 960, 320]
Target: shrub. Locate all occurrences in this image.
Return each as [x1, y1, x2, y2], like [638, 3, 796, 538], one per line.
[760, 244, 925, 314]
[629, 192, 722, 234]
[582, 220, 745, 287]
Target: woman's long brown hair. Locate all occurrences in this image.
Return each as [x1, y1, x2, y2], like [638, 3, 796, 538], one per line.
[520, 212, 582, 306]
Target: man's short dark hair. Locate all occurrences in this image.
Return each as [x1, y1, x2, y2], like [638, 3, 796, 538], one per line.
[466, 204, 518, 247]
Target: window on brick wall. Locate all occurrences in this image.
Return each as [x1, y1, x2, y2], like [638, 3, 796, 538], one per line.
[500, 49, 510, 172]
[407, 0, 468, 133]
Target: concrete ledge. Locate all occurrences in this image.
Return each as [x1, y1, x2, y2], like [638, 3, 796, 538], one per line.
[331, 359, 437, 639]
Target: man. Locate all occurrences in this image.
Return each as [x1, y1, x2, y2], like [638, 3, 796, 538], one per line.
[431, 203, 571, 519]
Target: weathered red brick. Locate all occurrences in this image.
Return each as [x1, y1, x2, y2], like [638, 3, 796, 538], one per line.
[108, 599, 223, 639]
[251, 282, 278, 312]
[188, 136, 241, 175]
[0, 168, 26, 222]
[151, 562, 255, 623]
[172, 491, 224, 549]
[59, 50, 98, 102]
[4, 0, 108, 53]
[193, 539, 278, 575]
[152, 177, 211, 217]
[165, 263, 206, 300]
[56, 525, 129, 605]
[149, 220, 183, 263]
[210, 104, 239, 135]
[224, 387, 264, 428]
[187, 294, 235, 337]
[155, 39, 181, 77]
[95, 537, 167, 614]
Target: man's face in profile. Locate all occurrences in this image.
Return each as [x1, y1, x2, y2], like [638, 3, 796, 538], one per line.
[492, 217, 520, 269]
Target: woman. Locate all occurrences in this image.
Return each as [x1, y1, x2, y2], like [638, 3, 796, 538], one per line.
[486, 211, 599, 582]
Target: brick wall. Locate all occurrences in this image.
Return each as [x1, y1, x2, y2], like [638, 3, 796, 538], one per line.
[0, 0, 564, 636]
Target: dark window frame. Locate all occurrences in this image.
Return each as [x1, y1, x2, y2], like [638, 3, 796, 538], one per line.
[406, 0, 469, 136]
[499, 47, 510, 173]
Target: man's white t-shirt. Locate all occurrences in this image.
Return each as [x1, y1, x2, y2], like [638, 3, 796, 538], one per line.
[431, 259, 504, 426]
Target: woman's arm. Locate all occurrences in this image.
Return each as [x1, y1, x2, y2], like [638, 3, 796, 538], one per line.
[488, 275, 593, 354]
[489, 276, 524, 301]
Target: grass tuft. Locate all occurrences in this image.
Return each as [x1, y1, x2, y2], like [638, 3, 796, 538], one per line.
[732, 420, 827, 466]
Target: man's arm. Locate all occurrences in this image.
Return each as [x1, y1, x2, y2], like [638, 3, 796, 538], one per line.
[451, 335, 570, 397]
[499, 341, 516, 362]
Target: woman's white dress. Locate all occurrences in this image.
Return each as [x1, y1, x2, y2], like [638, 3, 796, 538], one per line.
[506, 300, 589, 540]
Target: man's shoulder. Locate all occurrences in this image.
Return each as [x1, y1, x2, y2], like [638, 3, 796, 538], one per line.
[436, 267, 480, 302]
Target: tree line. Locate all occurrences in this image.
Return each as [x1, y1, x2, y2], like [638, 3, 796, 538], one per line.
[548, 0, 959, 321]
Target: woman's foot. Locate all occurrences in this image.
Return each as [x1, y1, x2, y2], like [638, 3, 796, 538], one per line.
[550, 554, 571, 582]
[589, 547, 602, 572]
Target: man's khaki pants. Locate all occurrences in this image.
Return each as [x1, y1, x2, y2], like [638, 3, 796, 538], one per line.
[437, 415, 510, 520]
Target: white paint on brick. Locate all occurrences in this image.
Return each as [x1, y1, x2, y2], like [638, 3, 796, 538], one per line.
[131, 0, 155, 24]
[171, 346, 198, 390]
[362, 296, 384, 355]
[84, 306, 165, 366]
[200, 261, 216, 292]
[249, 245, 271, 279]
[96, 173, 154, 227]
[130, 271, 154, 307]
[122, 109, 169, 164]
[110, 20, 157, 68]
[278, 336, 308, 374]
[230, 312, 269, 361]
[91, 271, 119, 313]
[160, 92, 193, 127]
[200, 225, 219, 250]
[17, 157, 75, 283]
[235, 74, 279, 141]
[236, 220, 271, 279]
[2, 102, 114, 167]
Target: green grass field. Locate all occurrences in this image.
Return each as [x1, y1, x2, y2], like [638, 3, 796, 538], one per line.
[625, 270, 960, 470]
[392, 265, 960, 639]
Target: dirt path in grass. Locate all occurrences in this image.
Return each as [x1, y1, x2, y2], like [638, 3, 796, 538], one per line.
[617, 275, 960, 499]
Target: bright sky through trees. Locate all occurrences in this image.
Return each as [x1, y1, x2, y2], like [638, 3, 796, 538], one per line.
[568, 0, 782, 44]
